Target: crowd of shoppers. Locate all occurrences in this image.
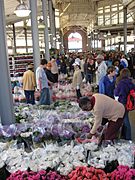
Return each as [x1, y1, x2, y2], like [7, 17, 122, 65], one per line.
[22, 50, 135, 142]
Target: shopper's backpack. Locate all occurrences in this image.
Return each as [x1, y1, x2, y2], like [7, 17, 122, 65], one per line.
[126, 89, 135, 111]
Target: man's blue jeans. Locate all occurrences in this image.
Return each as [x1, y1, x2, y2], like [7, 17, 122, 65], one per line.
[24, 90, 35, 105]
[86, 73, 93, 83]
[39, 87, 51, 105]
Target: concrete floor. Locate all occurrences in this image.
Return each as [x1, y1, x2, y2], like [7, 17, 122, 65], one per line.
[129, 111, 135, 141]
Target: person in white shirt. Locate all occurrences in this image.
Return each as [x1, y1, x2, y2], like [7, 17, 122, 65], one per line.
[95, 54, 107, 85]
[36, 59, 51, 105]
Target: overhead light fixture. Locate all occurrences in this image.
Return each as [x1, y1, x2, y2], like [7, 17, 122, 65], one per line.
[38, 18, 45, 29]
[56, 34, 60, 38]
[107, 31, 111, 36]
[88, 33, 91, 38]
[53, 37, 56, 40]
[14, 0, 31, 17]
[93, 30, 98, 35]
[117, 32, 121, 42]
[103, 33, 107, 38]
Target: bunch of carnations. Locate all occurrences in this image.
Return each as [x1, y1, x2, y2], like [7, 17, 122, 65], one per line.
[7, 169, 67, 180]
[68, 166, 109, 180]
[109, 165, 135, 180]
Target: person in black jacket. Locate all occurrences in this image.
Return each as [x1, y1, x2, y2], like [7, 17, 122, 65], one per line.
[44, 62, 56, 83]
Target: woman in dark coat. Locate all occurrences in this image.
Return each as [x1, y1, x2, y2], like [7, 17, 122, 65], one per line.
[114, 68, 135, 140]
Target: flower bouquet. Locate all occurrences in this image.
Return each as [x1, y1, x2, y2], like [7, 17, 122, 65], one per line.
[68, 166, 109, 180]
[7, 169, 67, 180]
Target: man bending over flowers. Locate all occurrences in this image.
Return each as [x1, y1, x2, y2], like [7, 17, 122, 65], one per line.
[79, 94, 125, 140]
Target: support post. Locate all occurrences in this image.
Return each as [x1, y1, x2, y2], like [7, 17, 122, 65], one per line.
[12, 24, 17, 54]
[24, 27, 28, 53]
[97, 34, 98, 50]
[24, 21, 28, 53]
[29, 0, 40, 70]
[48, 0, 56, 48]
[133, 22, 135, 51]
[52, 6, 56, 48]
[93, 34, 95, 52]
[101, 39, 105, 50]
[42, 0, 50, 61]
[0, 0, 15, 125]
[124, 6, 127, 54]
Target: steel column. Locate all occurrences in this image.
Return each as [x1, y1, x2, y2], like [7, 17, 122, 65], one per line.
[12, 24, 17, 54]
[124, 7, 127, 54]
[24, 21, 28, 53]
[0, 0, 15, 125]
[134, 22, 135, 50]
[29, 0, 40, 70]
[42, 0, 50, 61]
[48, 0, 56, 48]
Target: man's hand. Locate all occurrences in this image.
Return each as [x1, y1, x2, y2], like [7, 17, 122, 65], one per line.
[97, 126, 104, 133]
[87, 133, 94, 139]
[37, 89, 41, 93]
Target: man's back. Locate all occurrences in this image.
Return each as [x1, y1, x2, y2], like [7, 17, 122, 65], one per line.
[22, 70, 35, 90]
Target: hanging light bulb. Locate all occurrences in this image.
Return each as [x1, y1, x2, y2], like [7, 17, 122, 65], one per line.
[53, 37, 56, 40]
[107, 31, 111, 36]
[103, 33, 107, 38]
[14, 0, 31, 17]
[38, 18, 45, 29]
[88, 33, 91, 38]
[93, 29, 98, 35]
[117, 32, 121, 42]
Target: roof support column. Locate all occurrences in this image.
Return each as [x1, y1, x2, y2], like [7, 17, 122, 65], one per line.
[52, 5, 56, 48]
[96, 34, 98, 50]
[24, 21, 28, 53]
[29, 0, 40, 70]
[60, 30, 63, 49]
[93, 34, 95, 52]
[0, 0, 15, 125]
[101, 39, 105, 51]
[124, 6, 127, 54]
[24, 27, 28, 53]
[12, 24, 17, 54]
[48, 0, 56, 49]
[133, 22, 135, 51]
[42, 0, 50, 61]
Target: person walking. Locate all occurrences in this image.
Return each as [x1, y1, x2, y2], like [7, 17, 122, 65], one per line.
[22, 64, 36, 105]
[85, 55, 95, 84]
[36, 59, 51, 105]
[72, 61, 83, 99]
